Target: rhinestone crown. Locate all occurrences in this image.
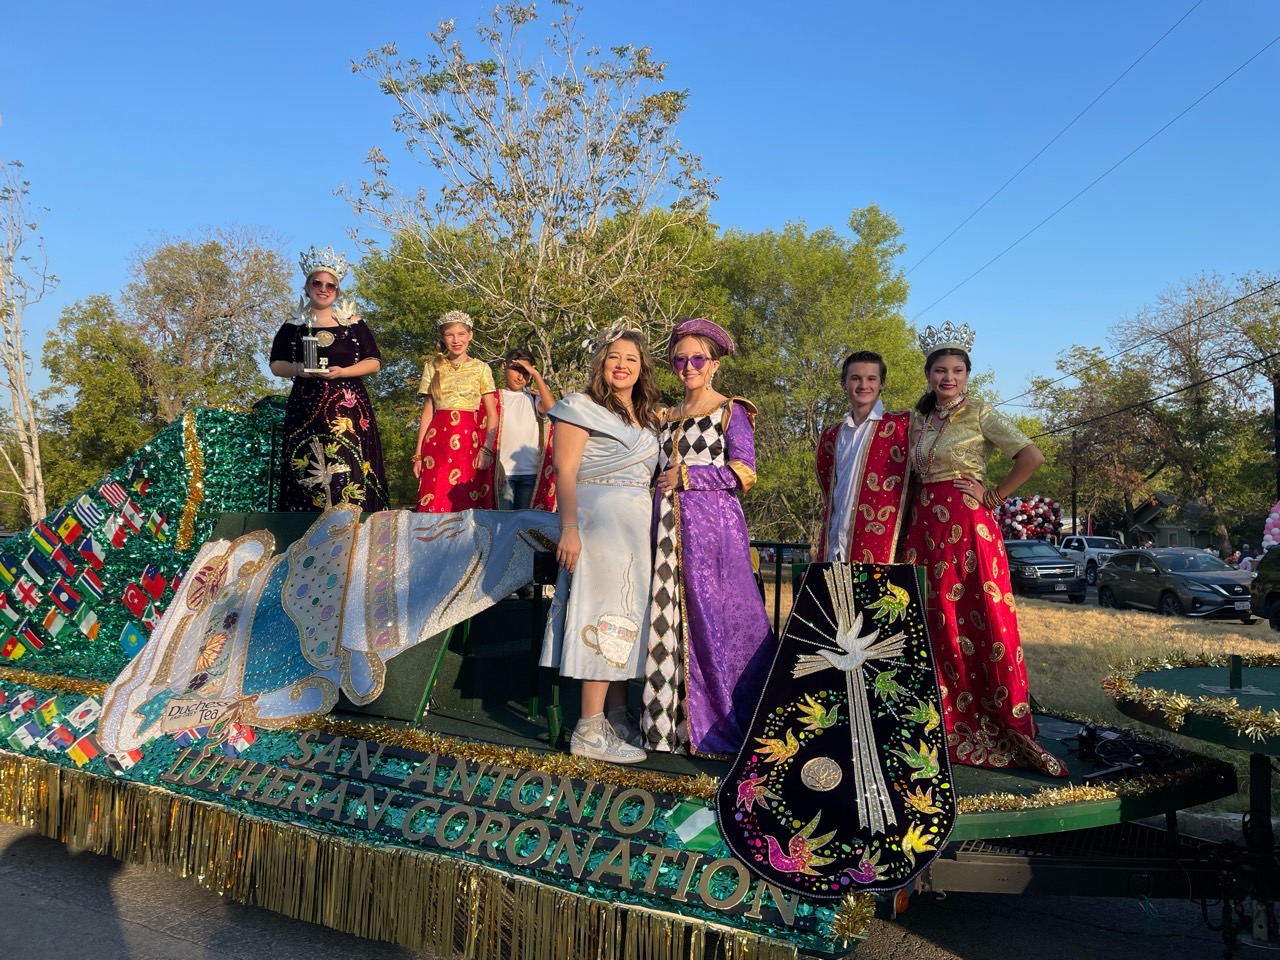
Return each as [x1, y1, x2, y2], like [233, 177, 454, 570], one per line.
[917, 320, 976, 356]
[299, 245, 348, 283]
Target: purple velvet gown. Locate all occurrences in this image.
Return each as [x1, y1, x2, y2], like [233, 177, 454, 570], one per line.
[641, 399, 776, 755]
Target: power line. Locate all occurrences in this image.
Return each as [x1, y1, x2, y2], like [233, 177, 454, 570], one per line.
[906, 0, 1204, 277]
[995, 277, 1280, 410]
[911, 31, 1280, 322]
[1029, 347, 1280, 441]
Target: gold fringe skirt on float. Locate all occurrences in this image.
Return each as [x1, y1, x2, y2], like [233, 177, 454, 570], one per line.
[0, 752, 804, 960]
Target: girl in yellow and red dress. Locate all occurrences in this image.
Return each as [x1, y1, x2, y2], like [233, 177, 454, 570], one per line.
[902, 321, 1067, 778]
[413, 311, 499, 512]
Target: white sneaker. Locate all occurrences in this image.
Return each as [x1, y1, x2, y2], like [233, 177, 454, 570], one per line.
[607, 706, 644, 748]
[570, 714, 646, 764]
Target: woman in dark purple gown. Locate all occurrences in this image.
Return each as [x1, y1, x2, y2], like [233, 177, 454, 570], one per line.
[268, 246, 389, 512]
[641, 318, 776, 756]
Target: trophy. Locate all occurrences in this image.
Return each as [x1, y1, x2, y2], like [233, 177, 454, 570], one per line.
[301, 319, 328, 373]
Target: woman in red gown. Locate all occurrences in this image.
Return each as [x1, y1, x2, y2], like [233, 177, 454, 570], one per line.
[903, 322, 1067, 778]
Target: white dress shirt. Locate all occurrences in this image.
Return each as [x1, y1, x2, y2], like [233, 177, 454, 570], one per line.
[826, 400, 885, 563]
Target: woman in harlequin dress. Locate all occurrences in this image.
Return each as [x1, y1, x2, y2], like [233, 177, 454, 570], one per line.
[903, 322, 1067, 778]
[268, 246, 389, 512]
[413, 311, 499, 512]
[641, 317, 775, 756]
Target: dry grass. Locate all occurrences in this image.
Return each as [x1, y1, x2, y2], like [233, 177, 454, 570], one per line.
[762, 579, 1272, 811]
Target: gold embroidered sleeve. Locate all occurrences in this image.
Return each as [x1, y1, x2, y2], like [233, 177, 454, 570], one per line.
[728, 460, 757, 493]
[978, 401, 1032, 458]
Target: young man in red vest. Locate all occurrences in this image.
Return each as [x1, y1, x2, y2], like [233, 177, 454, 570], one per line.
[815, 351, 912, 564]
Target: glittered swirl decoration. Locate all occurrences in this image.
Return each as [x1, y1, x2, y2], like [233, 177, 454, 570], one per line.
[716, 562, 954, 897]
[97, 506, 564, 752]
[0, 402, 284, 684]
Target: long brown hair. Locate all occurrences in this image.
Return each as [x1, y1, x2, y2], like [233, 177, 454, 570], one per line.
[915, 347, 971, 415]
[586, 331, 661, 430]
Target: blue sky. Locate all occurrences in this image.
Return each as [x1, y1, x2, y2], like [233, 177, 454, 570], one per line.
[3, 1, 1278, 407]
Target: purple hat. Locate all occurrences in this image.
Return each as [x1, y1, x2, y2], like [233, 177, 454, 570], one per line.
[668, 317, 736, 358]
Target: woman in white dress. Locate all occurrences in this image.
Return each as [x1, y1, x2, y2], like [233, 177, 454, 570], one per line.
[540, 326, 661, 764]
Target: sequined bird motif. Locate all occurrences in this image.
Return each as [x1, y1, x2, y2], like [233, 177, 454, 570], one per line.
[734, 773, 781, 814]
[755, 728, 800, 764]
[763, 813, 837, 875]
[890, 740, 940, 780]
[903, 784, 943, 815]
[842, 846, 882, 884]
[873, 669, 907, 702]
[866, 582, 911, 622]
[797, 694, 840, 731]
[899, 698, 941, 734]
[902, 821, 939, 866]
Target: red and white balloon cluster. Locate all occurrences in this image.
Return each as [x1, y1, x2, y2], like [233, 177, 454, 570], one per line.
[1263, 500, 1280, 551]
[997, 494, 1062, 541]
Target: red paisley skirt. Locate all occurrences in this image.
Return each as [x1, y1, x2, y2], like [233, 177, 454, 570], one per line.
[904, 480, 1068, 778]
[416, 408, 495, 513]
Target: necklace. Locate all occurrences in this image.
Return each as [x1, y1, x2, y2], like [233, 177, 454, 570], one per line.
[912, 394, 967, 475]
[674, 395, 725, 421]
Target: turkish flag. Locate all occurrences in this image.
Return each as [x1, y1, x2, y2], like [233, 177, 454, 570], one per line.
[121, 583, 149, 618]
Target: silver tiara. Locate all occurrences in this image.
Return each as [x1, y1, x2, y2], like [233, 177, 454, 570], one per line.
[437, 309, 474, 329]
[594, 319, 645, 352]
[299, 245, 348, 283]
[917, 320, 975, 355]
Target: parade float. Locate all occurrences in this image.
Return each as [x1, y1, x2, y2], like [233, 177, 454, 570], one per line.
[0, 399, 1240, 958]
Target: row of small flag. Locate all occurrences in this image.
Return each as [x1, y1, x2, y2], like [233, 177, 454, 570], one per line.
[0, 687, 140, 772]
[3, 615, 150, 664]
[0, 471, 180, 659]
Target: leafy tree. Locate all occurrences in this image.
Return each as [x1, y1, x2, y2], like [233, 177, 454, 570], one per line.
[40, 296, 168, 506]
[124, 226, 292, 421]
[38, 229, 291, 504]
[347, 1, 718, 390]
[1031, 273, 1278, 549]
[712, 206, 916, 543]
[1121, 276, 1271, 552]
[1029, 346, 1166, 536]
[0, 159, 54, 521]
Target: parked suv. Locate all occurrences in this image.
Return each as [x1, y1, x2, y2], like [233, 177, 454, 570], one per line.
[1097, 548, 1253, 622]
[1059, 535, 1125, 586]
[1004, 540, 1087, 603]
[1250, 549, 1280, 630]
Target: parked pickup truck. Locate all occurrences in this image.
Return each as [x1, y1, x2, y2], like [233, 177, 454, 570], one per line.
[1059, 535, 1125, 586]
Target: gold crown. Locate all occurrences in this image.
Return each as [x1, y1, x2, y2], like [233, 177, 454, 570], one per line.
[299, 245, 348, 283]
[917, 321, 975, 355]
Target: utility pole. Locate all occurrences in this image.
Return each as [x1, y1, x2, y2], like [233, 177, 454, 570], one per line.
[1070, 430, 1079, 535]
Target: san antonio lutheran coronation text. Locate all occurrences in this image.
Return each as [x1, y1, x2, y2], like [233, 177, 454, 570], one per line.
[157, 730, 806, 928]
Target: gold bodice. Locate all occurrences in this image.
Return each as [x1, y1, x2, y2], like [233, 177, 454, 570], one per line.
[419, 356, 496, 410]
[908, 398, 1030, 483]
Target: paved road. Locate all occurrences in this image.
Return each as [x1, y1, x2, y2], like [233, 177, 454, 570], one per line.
[0, 822, 1229, 960]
